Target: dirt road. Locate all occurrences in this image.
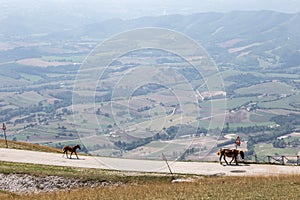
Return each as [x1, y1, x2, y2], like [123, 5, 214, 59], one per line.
[1, 148, 299, 176]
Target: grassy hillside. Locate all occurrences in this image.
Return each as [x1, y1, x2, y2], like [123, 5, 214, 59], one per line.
[0, 139, 61, 153]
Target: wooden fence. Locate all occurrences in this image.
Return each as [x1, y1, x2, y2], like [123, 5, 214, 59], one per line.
[245, 155, 300, 165]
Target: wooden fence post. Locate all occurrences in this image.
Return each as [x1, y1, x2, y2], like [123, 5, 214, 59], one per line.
[281, 156, 285, 165]
[2, 123, 8, 148]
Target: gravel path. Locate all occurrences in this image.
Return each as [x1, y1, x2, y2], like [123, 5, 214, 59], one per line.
[0, 173, 110, 194]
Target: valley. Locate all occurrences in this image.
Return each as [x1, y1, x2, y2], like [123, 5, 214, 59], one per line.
[0, 11, 299, 162]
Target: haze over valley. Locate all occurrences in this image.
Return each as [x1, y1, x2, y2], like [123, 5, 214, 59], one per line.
[0, 1, 299, 163]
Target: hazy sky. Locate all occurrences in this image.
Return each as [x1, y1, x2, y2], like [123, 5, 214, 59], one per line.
[1, 0, 299, 22]
[0, 0, 300, 24]
[110, 0, 300, 14]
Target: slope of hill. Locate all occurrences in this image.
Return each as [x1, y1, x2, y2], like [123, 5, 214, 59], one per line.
[0, 139, 61, 153]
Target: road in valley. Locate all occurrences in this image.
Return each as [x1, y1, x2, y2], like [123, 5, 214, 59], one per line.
[0, 148, 299, 176]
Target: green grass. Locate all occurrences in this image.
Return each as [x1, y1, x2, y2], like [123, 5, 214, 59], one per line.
[254, 142, 299, 157]
[249, 111, 277, 122]
[259, 93, 300, 110]
[226, 96, 258, 109]
[0, 160, 173, 183]
[259, 100, 295, 110]
[227, 121, 275, 129]
[19, 73, 42, 82]
[235, 81, 294, 95]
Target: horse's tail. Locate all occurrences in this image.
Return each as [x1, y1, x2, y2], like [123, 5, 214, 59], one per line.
[62, 146, 66, 152]
[239, 150, 245, 159]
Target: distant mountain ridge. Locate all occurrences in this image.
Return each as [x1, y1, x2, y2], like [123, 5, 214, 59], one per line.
[71, 11, 300, 71]
[1, 10, 300, 71]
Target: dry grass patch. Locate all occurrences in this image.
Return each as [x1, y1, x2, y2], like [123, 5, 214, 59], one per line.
[17, 58, 73, 67]
[2, 174, 298, 200]
[0, 139, 61, 153]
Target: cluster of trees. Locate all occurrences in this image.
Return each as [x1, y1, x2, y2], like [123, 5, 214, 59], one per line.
[234, 125, 271, 134]
[132, 84, 165, 97]
[247, 128, 294, 155]
[176, 67, 200, 82]
[113, 125, 212, 153]
[270, 114, 300, 127]
[0, 62, 78, 84]
[225, 73, 264, 96]
[114, 136, 153, 151]
[195, 127, 208, 137]
[114, 126, 180, 151]
[217, 138, 236, 148]
[137, 106, 151, 112]
[0, 91, 73, 126]
[179, 147, 200, 160]
[221, 122, 272, 135]
[88, 143, 112, 151]
[272, 138, 300, 148]
[279, 49, 300, 68]
[247, 114, 300, 155]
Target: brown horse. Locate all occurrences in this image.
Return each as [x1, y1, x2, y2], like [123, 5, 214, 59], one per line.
[63, 144, 81, 159]
[217, 148, 244, 165]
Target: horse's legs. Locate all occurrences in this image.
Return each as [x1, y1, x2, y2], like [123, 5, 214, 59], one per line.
[223, 155, 229, 165]
[219, 154, 223, 164]
[63, 149, 68, 158]
[230, 155, 238, 165]
[229, 156, 235, 165]
[70, 151, 73, 159]
[75, 151, 79, 159]
[235, 156, 239, 165]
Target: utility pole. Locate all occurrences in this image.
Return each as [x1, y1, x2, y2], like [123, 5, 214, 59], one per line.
[2, 123, 8, 148]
